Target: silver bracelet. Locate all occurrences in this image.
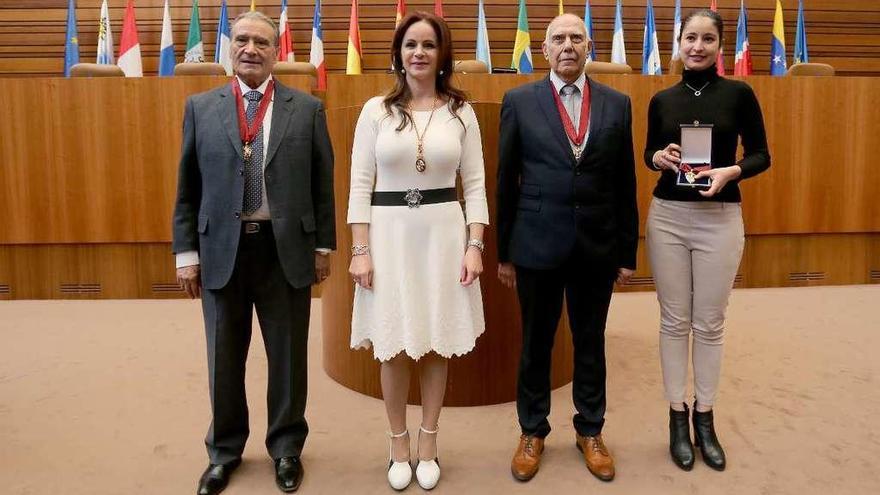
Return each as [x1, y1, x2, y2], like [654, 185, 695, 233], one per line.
[467, 239, 485, 253]
[351, 244, 370, 256]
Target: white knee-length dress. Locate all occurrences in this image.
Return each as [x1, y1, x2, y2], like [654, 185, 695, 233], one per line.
[347, 97, 489, 361]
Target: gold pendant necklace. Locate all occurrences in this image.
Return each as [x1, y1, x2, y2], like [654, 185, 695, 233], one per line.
[410, 97, 439, 173]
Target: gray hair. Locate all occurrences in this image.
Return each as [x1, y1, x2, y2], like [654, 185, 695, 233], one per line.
[231, 11, 280, 47]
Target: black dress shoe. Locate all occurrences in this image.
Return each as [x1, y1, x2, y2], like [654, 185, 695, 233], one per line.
[197, 459, 241, 495]
[669, 404, 695, 471]
[693, 403, 726, 471]
[275, 456, 304, 492]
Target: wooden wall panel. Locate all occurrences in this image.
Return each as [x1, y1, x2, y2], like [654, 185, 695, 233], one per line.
[1, 1, 879, 77]
[0, 75, 311, 244]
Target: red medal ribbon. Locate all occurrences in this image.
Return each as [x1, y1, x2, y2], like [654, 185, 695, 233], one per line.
[232, 79, 275, 148]
[550, 81, 591, 148]
[679, 163, 711, 173]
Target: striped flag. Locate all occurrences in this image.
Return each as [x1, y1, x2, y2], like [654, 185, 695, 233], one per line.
[346, 0, 362, 74]
[611, 0, 626, 65]
[310, 0, 327, 89]
[671, 0, 681, 63]
[476, 0, 492, 69]
[215, 0, 232, 74]
[794, 0, 809, 64]
[63, 0, 79, 77]
[117, 0, 142, 77]
[435, 1, 444, 18]
[185, 1, 204, 63]
[395, 0, 406, 28]
[709, 0, 725, 74]
[584, 1, 596, 62]
[770, 0, 787, 75]
[511, 0, 532, 73]
[278, 0, 295, 62]
[159, 0, 175, 76]
[96, 0, 114, 65]
[642, 0, 661, 74]
[734, 0, 753, 76]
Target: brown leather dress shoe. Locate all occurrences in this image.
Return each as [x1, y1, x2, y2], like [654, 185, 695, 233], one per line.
[511, 434, 545, 481]
[575, 433, 615, 481]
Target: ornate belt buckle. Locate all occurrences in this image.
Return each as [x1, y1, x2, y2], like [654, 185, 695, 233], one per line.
[244, 222, 260, 234]
[404, 188, 423, 208]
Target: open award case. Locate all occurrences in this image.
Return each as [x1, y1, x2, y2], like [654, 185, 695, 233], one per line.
[677, 123, 713, 189]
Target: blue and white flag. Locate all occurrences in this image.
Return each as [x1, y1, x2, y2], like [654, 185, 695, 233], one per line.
[671, 0, 681, 63]
[63, 0, 79, 76]
[96, 0, 114, 65]
[215, 0, 232, 74]
[794, 0, 809, 64]
[611, 0, 626, 65]
[158, 0, 175, 76]
[583, 0, 596, 62]
[476, 0, 491, 69]
[642, 0, 661, 74]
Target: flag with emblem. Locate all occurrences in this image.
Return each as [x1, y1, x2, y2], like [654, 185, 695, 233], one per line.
[96, 0, 114, 65]
[63, 0, 79, 77]
[794, 0, 809, 64]
[642, 0, 661, 74]
[185, 1, 204, 63]
[584, 1, 596, 62]
[346, 0, 363, 74]
[117, 0, 142, 77]
[770, 0, 787, 75]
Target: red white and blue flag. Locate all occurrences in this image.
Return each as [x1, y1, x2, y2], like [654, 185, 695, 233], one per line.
[278, 0, 295, 62]
[309, 0, 327, 89]
[734, 0, 753, 76]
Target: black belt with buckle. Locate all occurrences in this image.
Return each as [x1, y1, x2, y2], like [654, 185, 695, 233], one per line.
[371, 187, 457, 209]
[242, 221, 271, 234]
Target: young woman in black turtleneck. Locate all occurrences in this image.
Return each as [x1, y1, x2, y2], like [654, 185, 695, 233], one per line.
[644, 9, 770, 472]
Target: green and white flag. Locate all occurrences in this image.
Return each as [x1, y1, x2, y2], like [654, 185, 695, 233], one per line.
[185, 0, 204, 62]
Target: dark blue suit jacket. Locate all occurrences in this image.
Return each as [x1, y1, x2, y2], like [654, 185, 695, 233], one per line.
[496, 76, 638, 273]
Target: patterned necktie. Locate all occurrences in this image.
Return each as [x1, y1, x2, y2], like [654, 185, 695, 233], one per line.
[560, 84, 580, 129]
[243, 90, 264, 215]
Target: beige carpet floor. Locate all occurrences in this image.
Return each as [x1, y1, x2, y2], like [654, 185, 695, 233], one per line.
[1, 285, 879, 494]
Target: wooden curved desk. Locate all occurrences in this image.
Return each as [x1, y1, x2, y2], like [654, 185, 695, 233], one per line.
[321, 102, 574, 406]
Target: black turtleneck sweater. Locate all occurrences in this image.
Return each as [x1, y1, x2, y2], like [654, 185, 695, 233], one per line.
[644, 65, 770, 202]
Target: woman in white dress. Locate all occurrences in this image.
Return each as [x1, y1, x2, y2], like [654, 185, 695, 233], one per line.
[347, 11, 489, 491]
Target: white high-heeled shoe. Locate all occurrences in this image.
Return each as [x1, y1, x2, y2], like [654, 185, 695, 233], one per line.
[416, 425, 440, 490]
[387, 430, 412, 491]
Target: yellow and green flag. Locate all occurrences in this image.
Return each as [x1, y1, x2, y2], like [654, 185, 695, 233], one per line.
[511, 0, 533, 73]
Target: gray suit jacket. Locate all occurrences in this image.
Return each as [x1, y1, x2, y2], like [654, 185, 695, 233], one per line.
[172, 80, 336, 290]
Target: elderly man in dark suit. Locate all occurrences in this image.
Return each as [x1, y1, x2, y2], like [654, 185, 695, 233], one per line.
[497, 13, 638, 484]
[172, 11, 334, 495]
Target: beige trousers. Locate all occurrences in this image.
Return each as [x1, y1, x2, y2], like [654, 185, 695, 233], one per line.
[646, 198, 745, 406]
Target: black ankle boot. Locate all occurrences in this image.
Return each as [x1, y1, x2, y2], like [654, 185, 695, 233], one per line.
[669, 404, 695, 471]
[692, 403, 726, 471]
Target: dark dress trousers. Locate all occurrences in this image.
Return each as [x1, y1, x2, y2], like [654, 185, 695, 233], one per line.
[172, 80, 335, 464]
[497, 76, 638, 438]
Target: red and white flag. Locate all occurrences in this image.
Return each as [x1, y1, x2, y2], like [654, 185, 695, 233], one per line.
[117, 0, 142, 77]
[278, 0, 295, 62]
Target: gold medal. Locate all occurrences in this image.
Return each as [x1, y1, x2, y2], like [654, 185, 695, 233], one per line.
[685, 170, 696, 183]
[574, 146, 582, 161]
[243, 142, 252, 161]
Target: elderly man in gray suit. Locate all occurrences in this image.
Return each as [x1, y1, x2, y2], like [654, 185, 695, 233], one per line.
[172, 11, 335, 495]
